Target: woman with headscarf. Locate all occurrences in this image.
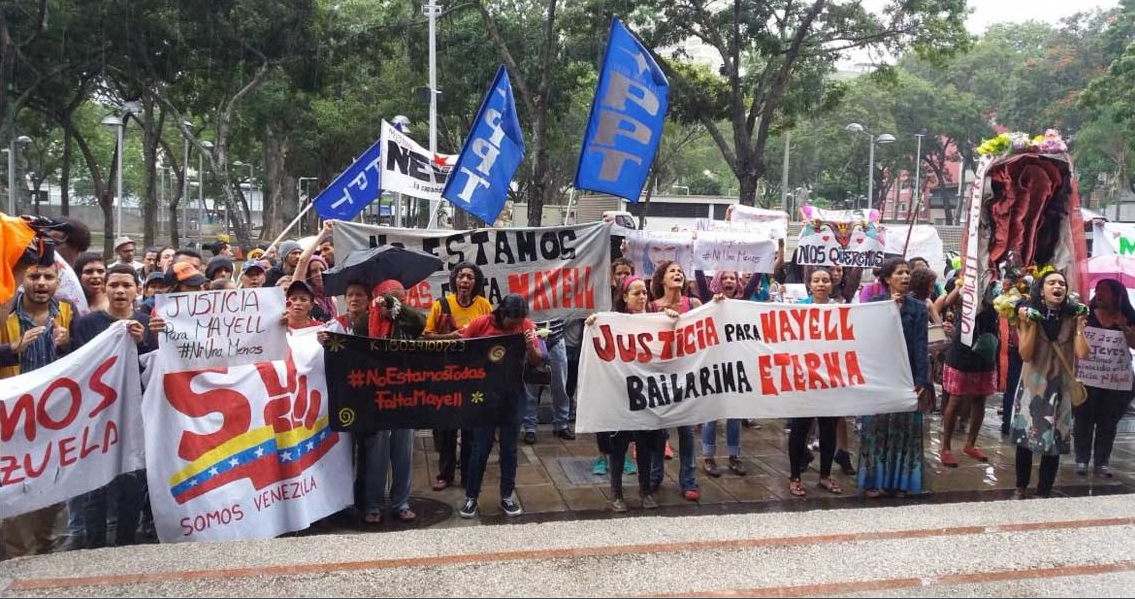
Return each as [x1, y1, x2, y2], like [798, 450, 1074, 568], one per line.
[1011, 270, 1089, 498]
[858, 257, 928, 498]
[1074, 279, 1135, 477]
[458, 294, 545, 519]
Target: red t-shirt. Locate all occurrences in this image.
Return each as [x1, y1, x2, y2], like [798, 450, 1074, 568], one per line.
[462, 314, 537, 339]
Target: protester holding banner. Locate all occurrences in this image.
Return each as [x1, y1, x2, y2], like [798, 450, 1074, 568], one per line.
[0, 263, 75, 557]
[423, 262, 493, 491]
[70, 263, 156, 548]
[358, 288, 427, 524]
[295, 223, 337, 322]
[1072, 279, 1135, 478]
[1012, 271, 1089, 498]
[648, 260, 702, 501]
[284, 280, 323, 331]
[75, 252, 109, 313]
[586, 276, 670, 511]
[784, 268, 844, 497]
[593, 258, 639, 477]
[459, 294, 545, 518]
[858, 258, 928, 498]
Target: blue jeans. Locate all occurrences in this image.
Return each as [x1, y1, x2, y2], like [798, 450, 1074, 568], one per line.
[523, 339, 571, 432]
[84, 470, 145, 548]
[650, 426, 698, 492]
[702, 419, 742, 457]
[363, 429, 414, 513]
[465, 390, 524, 500]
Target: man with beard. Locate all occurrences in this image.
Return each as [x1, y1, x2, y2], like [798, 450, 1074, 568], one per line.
[0, 262, 76, 557]
[265, 240, 302, 287]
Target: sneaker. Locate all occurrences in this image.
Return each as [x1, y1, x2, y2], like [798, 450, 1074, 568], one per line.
[1075, 462, 1088, 476]
[592, 456, 608, 476]
[459, 497, 478, 519]
[728, 456, 748, 476]
[624, 454, 637, 475]
[683, 488, 701, 501]
[523, 431, 537, 445]
[554, 428, 576, 441]
[703, 457, 722, 477]
[962, 446, 988, 462]
[611, 497, 628, 513]
[500, 495, 524, 517]
[1095, 465, 1115, 479]
[640, 493, 659, 509]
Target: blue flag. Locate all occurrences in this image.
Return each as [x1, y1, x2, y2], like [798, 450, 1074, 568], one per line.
[442, 65, 526, 224]
[312, 138, 382, 221]
[574, 18, 669, 202]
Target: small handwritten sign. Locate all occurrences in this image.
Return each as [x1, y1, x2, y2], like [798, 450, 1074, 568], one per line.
[691, 230, 778, 274]
[1077, 326, 1134, 391]
[155, 287, 287, 370]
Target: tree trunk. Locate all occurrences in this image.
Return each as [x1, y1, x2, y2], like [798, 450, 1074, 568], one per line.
[527, 106, 549, 226]
[141, 95, 163, 247]
[737, 172, 759, 207]
[262, 125, 292, 241]
[60, 126, 71, 216]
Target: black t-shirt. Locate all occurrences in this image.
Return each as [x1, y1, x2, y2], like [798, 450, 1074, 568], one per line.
[71, 310, 158, 355]
[945, 306, 998, 372]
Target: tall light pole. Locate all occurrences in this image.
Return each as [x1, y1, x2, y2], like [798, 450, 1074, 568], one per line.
[199, 140, 214, 246]
[181, 122, 192, 244]
[101, 115, 126, 237]
[846, 123, 895, 212]
[423, 0, 441, 228]
[781, 131, 791, 214]
[392, 116, 410, 228]
[5, 135, 32, 214]
[912, 133, 925, 221]
[233, 160, 256, 228]
[297, 176, 317, 236]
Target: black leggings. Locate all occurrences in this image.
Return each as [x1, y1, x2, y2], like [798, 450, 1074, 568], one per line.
[609, 430, 664, 497]
[1015, 446, 1059, 495]
[1073, 386, 1134, 466]
[788, 417, 837, 479]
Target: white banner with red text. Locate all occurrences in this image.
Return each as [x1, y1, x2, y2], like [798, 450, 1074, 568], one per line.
[1, 322, 144, 518]
[142, 328, 353, 543]
[575, 300, 917, 432]
[333, 220, 612, 321]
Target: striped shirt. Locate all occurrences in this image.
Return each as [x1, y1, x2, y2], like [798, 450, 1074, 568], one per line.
[533, 318, 565, 346]
[13, 295, 60, 373]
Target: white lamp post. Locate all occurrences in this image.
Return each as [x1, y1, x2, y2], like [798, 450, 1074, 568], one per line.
[846, 123, 895, 212]
[199, 140, 214, 245]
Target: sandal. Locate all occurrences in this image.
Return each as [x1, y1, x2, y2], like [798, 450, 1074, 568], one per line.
[364, 511, 383, 524]
[818, 477, 843, 494]
[864, 489, 882, 499]
[789, 479, 806, 497]
[395, 509, 417, 522]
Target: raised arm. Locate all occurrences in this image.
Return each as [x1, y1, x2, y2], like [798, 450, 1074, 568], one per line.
[295, 221, 334, 282]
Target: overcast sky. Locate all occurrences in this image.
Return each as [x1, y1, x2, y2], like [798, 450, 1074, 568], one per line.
[966, 0, 1119, 32]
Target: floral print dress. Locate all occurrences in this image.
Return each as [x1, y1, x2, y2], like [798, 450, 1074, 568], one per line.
[1011, 317, 1075, 456]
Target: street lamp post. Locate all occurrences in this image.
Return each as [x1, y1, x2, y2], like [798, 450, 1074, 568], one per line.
[199, 141, 214, 246]
[6, 135, 32, 215]
[297, 176, 317, 236]
[181, 123, 192, 243]
[912, 133, 925, 221]
[845, 123, 895, 212]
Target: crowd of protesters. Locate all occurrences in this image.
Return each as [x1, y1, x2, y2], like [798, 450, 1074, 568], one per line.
[0, 214, 1123, 559]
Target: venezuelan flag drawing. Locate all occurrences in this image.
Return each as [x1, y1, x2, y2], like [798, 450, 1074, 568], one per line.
[168, 416, 339, 505]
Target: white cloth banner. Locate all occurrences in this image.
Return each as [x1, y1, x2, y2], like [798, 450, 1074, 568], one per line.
[884, 225, 945, 275]
[576, 300, 916, 432]
[155, 288, 287, 370]
[55, 258, 89, 316]
[691, 230, 778, 274]
[623, 229, 694, 278]
[0, 322, 144, 518]
[142, 328, 353, 543]
[333, 221, 612, 321]
[1093, 221, 1135, 257]
[380, 120, 457, 201]
[796, 206, 887, 268]
[1077, 326, 1135, 391]
[728, 205, 789, 233]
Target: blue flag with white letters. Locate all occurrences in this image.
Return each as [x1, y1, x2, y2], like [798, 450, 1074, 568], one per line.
[574, 18, 669, 202]
[442, 65, 525, 224]
[312, 138, 382, 221]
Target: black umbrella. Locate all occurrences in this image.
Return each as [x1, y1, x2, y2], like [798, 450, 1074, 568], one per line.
[321, 245, 444, 296]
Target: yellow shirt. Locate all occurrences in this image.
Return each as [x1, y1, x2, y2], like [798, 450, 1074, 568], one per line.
[423, 295, 493, 334]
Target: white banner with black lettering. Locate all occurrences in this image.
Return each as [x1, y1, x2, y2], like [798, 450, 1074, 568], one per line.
[1, 322, 144, 518]
[796, 206, 887, 268]
[722, 205, 789, 239]
[155, 288, 287, 370]
[142, 329, 353, 543]
[623, 229, 694, 278]
[1077, 326, 1135, 391]
[576, 300, 916, 432]
[691, 230, 778, 274]
[333, 221, 612, 321]
[380, 120, 457, 202]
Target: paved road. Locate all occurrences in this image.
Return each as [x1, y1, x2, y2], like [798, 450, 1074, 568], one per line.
[2, 494, 1133, 597]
